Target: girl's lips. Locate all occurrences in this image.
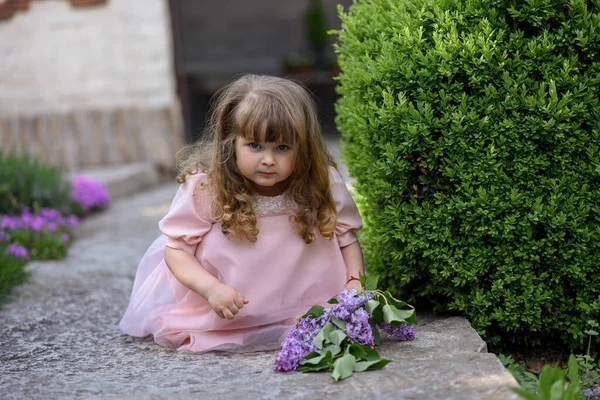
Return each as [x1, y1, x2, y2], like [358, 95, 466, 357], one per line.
[258, 172, 275, 176]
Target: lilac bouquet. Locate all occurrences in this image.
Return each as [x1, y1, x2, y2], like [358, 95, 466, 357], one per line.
[274, 274, 416, 381]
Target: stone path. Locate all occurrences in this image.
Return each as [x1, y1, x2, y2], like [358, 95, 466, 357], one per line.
[0, 136, 519, 398]
[0, 181, 519, 399]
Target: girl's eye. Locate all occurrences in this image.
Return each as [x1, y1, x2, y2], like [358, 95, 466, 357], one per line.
[249, 142, 261, 149]
[276, 144, 289, 151]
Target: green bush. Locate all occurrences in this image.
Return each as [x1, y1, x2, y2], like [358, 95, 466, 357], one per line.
[0, 150, 72, 215]
[0, 251, 29, 304]
[334, 0, 600, 350]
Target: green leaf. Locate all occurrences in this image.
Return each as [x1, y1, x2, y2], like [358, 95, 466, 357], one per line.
[332, 318, 347, 330]
[349, 342, 368, 360]
[325, 344, 342, 357]
[358, 272, 368, 286]
[353, 359, 391, 372]
[300, 352, 328, 365]
[349, 342, 381, 361]
[302, 305, 325, 319]
[383, 291, 417, 325]
[365, 275, 379, 290]
[329, 330, 347, 346]
[327, 296, 339, 304]
[382, 304, 415, 324]
[383, 291, 408, 308]
[370, 298, 385, 325]
[298, 349, 335, 372]
[297, 363, 332, 372]
[332, 354, 356, 381]
[365, 299, 380, 314]
[313, 322, 335, 349]
[538, 365, 567, 399]
[371, 323, 381, 346]
[511, 387, 540, 400]
[548, 379, 565, 400]
[566, 354, 579, 386]
[362, 345, 381, 361]
[301, 351, 322, 362]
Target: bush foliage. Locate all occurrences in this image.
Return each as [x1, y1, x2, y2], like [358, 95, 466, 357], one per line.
[334, 0, 600, 350]
[0, 150, 72, 215]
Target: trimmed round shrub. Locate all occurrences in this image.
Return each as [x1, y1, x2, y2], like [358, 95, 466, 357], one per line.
[334, 0, 600, 350]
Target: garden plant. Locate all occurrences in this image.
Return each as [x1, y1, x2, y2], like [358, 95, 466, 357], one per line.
[334, 0, 600, 356]
[0, 150, 109, 302]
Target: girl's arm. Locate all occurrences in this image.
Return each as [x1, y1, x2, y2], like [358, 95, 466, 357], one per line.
[340, 241, 365, 291]
[164, 247, 248, 319]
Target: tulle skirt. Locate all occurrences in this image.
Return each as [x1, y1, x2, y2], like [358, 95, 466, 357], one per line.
[119, 229, 347, 353]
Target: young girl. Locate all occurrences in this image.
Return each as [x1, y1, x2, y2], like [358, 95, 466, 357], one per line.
[119, 74, 364, 353]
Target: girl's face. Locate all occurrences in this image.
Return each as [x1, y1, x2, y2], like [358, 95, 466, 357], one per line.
[234, 136, 297, 196]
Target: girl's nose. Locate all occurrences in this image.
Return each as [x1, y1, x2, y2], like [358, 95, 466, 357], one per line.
[261, 152, 275, 165]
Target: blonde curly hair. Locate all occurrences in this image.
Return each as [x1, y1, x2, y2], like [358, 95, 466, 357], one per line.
[175, 74, 337, 243]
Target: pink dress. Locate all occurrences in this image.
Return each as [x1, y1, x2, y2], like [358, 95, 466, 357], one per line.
[119, 168, 362, 353]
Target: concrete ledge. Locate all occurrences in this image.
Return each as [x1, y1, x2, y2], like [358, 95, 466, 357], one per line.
[73, 162, 161, 202]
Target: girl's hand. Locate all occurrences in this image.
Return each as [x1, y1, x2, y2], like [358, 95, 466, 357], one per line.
[345, 279, 362, 292]
[206, 283, 248, 320]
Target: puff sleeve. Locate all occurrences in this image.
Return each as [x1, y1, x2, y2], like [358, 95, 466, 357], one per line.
[158, 173, 214, 255]
[330, 167, 363, 247]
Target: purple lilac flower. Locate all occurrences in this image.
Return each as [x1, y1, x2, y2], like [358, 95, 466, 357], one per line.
[336, 288, 369, 312]
[378, 323, 416, 341]
[274, 309, 331, 372]
[345, 308, 375, 347]
[62, 233, 70, 242]
[71, 175, 110, 211]
[5, 243, 29, 260]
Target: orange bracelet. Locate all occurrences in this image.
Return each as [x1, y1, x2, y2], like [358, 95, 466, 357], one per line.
[346, 276, 359, 284]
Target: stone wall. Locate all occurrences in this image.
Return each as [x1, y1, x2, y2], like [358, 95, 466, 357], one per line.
[0, 0, 183, 170]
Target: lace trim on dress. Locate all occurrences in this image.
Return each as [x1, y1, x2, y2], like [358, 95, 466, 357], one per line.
[253, 194, 295, 217]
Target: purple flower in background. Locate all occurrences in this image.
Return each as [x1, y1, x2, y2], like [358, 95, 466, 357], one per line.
[71, 175, 110, 212]
[62, 233, 70, 242]
[274, 309, 331, 372]
[0, 230, 10, 242]
[378, 323, 416, 341]
[21, 210, 33, 224]
[67, 215, 79, 228]
[31, 217, 44, 231]
[0, 208, 79, 233]
[5, 243, 29, 260]
[40, 208, 61, 220]
[1, 217, 17, 230]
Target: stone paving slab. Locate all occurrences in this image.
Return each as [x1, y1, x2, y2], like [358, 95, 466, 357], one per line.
[0, 182, 519, 400]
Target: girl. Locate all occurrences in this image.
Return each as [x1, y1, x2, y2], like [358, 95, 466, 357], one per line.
[119, 74, 364, 353]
